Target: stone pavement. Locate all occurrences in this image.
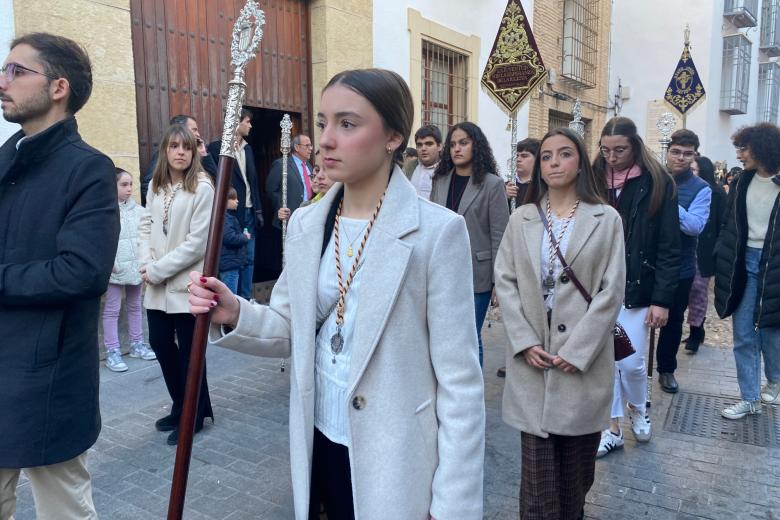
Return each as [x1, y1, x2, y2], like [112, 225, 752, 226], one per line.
[11, 311, 780, 519]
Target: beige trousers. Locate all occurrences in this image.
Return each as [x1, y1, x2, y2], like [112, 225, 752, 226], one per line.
[0, 452, 97, 520]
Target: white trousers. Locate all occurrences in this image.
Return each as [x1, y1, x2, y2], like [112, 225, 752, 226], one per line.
[611, 306, 650, 418]
[0, 451, 97, 520]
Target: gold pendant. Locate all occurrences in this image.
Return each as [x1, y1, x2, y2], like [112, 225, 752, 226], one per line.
[347, 246, 353, 258]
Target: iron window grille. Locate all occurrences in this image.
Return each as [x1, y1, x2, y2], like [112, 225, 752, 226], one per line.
[724, 0, 760, 28]
[561, 0, 599, 88]
[760, 0, 780, 56]
[548, 110, 591, 147]
[421, 40, 469, 138]
[720, 34, 752, 115]
[758, 62, 780, 123]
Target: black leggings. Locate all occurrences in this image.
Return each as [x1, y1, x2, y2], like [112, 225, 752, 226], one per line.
[146, 310, 213, 425]
[308, 428, 354, 520]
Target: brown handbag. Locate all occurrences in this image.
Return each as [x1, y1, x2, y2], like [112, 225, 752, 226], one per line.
[536, 203, 635, 361]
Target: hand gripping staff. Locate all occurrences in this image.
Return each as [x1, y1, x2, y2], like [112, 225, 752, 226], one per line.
[166, 3, 264, 518]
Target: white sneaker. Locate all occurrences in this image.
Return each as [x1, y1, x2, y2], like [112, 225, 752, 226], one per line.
[628, 405, 652, 442]
[596, 429, 624, 458]
[721, 400, 762, 420]
[130, 341, 156, 361]
[761, 382, 780, 404]
[105, 350, 128, 372]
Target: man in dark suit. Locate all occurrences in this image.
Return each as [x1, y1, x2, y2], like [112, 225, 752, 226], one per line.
[140, 114, 217, 205]
[0, 32, 119, 518]
[266, 134, 314, 228]
[208, 108, 263, 299]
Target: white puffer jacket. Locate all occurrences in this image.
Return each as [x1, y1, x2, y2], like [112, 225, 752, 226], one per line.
[110, 198, 144, 285]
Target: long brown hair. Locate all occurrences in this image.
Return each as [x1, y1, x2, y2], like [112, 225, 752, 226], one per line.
[525, 128, 606, 205]
[150, 124, 203, 195]
[593, 117, 673, 216]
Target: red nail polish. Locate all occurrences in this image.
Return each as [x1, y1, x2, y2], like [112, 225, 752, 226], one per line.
[200, 277, 207, 283]
[213, 294, 220, 301]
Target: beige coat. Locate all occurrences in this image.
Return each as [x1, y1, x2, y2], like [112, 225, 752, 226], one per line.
[495, 199, 625, 437]
[211, 168, 485, 519]
[430, 171, 510, 293]
[139, 174, 214, 314]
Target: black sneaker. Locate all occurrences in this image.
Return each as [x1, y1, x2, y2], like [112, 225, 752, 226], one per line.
[155, 414, 179, 432]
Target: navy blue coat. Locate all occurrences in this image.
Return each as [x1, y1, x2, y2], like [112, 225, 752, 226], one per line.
[0, 117, 119, 467]
[220, 210, 249, 272]
[207, 140, 263, 229]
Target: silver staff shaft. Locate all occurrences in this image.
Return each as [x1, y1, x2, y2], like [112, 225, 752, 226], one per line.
[280, 114, 292, 266]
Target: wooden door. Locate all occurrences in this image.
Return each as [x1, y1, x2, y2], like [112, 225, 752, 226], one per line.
[130, 0, 312, 174]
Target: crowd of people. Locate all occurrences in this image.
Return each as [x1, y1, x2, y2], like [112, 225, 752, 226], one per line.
[1, 31, 779, 520]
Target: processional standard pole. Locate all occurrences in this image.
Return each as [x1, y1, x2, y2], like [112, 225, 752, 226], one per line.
[508, 111, 519, 212]
[166, 3, 264, 518]
[646, 112, 677, 410]
[280, 114, 292, 266]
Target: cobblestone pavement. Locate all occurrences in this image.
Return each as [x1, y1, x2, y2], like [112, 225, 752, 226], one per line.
[12, 305, 780, 519]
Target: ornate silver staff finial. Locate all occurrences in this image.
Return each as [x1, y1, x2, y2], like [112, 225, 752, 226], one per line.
[568, 99, 585, 139]
[656, 112, 677, 166]
[219, 1, 265, 158]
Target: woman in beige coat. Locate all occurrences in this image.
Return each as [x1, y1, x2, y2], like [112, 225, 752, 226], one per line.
[139, 124, 214, 445]
[495, 128, 625, 520]
[188, 69, 484, 520]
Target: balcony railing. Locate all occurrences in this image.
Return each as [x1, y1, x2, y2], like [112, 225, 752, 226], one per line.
[760, 0, 780, 56]
[721, 34, 753, 115]
[724, 0, 759, 27]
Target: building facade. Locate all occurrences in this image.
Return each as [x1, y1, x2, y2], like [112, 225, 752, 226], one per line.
[610, 0, 780, 165]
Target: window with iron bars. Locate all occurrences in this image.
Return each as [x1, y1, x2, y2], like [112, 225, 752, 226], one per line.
[720, 34, 752, 114]
[758, 62, 780, 123]
[724, 0, 759, 27]
[760, 0, 780, 56]
[421, 40, 469, 138]
[561, 0, 599, 88]
[548, 110, 592, 148]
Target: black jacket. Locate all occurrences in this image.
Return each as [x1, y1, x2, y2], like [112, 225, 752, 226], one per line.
[612, 170, 681, 309]
[0, 117, 119, 467]
[714, 170, 780, 328]
[208, 140, 263, 229]
[140, 148, 217, 206]
[220, 210, 249, 271]
[697, 185, 728, 277]
[266, 155, 313, 229]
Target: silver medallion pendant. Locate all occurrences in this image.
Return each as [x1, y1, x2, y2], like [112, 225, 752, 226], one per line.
[330, 326, 344, 364]
[543, 274, 556, 290]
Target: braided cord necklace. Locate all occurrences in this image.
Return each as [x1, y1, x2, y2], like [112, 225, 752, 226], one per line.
[162, 182, 184, 236]
[329, 192, 386, 363]
[542, 198, 579, 290]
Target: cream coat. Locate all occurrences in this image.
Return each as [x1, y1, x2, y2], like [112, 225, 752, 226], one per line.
[139, 174, 214, 314]
[495, 200, 625, 438]
[211, 168, 485, 520]
[110, 198, 144, 286]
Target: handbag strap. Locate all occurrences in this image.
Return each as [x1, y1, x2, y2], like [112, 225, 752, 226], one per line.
[535, 202, 593, 305]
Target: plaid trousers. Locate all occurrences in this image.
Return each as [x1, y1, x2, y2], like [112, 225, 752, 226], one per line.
[520, 431, 600, 520]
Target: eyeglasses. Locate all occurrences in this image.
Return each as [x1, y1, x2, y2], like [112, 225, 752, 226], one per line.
[297, 143, 313, 149]
[599, 146, 630, 158]
[668, 149, 697, 159]
[0, 62, 58, 83]
[735, 146, 748, 153]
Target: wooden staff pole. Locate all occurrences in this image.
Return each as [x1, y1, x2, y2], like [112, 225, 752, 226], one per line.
[166, 3, 265, 518]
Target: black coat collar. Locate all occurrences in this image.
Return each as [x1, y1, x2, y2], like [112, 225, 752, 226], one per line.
[0, 116, 80, 182]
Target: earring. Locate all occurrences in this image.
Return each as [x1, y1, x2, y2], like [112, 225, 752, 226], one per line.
[386, 146, 393, 155]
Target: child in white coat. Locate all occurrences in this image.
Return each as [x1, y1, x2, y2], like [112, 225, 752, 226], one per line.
[102, 168, 155, 372]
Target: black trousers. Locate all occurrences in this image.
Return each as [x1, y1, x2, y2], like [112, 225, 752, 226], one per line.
[309, 428, 354, 520]
[146, 310, 213, 425]
[656, 276, 694, 374]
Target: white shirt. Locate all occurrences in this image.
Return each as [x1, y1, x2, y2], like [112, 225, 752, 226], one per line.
[314, 216, 370, 446]
[541, 214, 576, 311]
[746, 174, 780, 248]
[236, 140, 252, 208]
[410, 161, 438, 200]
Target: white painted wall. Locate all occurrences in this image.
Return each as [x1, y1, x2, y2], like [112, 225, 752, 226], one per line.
[0, 0, 19, 143]
[610, 0, 766, 167]
[373, 0, 536, 178]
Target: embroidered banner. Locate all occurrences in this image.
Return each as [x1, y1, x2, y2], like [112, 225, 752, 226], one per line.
[664, 41, 706, 115]
[481, 0, 547, 114]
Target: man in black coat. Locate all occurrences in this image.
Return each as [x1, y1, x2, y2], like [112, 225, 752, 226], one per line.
[0, 33, 119, 518]
[140, 114, 217, 205]
[266, 133, 314, 229]
[208, 108, 263, 299]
